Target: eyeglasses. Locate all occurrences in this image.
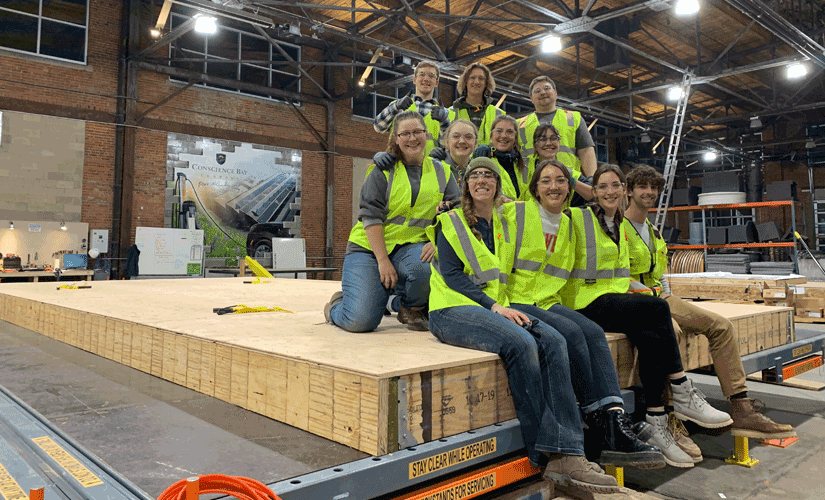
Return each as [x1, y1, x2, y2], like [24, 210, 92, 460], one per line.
[538, 177, 568, 187]
[536, 135, 560, 144]
[467, 171, 497, 180]
[594, 182, 625, 192]
[492, 128, 516, 137]
[532, 85, 554, 95]
[449, 133, 476, 142]
[417, 71, 438, 80]
[397, 129, 427, 139]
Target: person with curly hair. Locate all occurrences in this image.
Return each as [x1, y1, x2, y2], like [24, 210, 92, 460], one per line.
[448, 62, 505, 146]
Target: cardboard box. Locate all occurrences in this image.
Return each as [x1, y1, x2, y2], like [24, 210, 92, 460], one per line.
[794, 296, 825, 317]
[800, 308, 825, 318]
[763, 283, 794, 308]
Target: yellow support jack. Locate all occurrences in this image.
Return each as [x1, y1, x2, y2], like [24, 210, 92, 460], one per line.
[604, 465, 624, 487]
[725, 434, 758, 467]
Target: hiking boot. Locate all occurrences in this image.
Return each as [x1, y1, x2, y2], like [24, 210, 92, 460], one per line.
[730, 398, 796, 439]
[542, 455, 619, 494]
[398, 306, 429, 331]
[634, 415, 694, 468]
[671, 378, 733, 428]
[597, 410, 666, 469]
[324, 291, 343, 324]
[668, 413, 703, 463]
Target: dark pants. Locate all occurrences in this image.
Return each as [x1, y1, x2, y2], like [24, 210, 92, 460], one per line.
[578, 293, 684, 407]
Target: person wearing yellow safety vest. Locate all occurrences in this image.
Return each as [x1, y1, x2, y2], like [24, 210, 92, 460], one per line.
[559, 164, 732, 469]
[623, 165, 795, 448]
[505, 159, 664, 470]
[527, 123, 594, 204]
[518, 76, 596, 207]
[426, 157, 619, 494]
[325, 111, 460, 333]
[448, 62, 504, 146]
[471, 115, 531, 202]
[372, 61, 450, 157]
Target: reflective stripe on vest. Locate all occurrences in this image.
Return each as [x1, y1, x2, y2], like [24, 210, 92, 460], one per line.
[512, 202, 543, 272]
[447, 211, 500, 285]
[582, 209, 599, 283]
[383, 161, 447, 229]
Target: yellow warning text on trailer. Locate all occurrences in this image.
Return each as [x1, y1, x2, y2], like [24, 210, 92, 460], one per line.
[31, 436, 104, 488]
[418, 473, 497, 500]
[0, 463, 28, 500]
[409, 439, 496, 479]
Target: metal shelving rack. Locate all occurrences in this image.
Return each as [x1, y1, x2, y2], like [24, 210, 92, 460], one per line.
[650, 200, 799, 272]
[814, 199, 825, 251]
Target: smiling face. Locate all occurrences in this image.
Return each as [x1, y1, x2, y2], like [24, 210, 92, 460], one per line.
[628, 182, 659, 210]
[593, 171, 624, 214]
[413, 65, 438, 98]
[536, 163, 570, 214]
[530, 81, 557, 113]
[446, 122, 477, 163]
[466, 167, 498, 204]
[394, 117, 427, 164]
[535, 129, 560, 160]
[466, 68, 487, 100]
[491, 120, 517, 152]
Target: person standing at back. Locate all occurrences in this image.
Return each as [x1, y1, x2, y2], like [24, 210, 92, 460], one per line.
[517, 76, 597, 187]
[448, 62, 505, 147]
[373, 61, 450, 157]
[622, 164, 795, 462]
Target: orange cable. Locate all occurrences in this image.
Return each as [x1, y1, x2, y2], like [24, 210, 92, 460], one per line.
[157, 474, 283, 500]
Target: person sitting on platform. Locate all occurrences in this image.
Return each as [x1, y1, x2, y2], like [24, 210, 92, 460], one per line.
[503, 159, 664, 470]
[471, 115, 530, 202]
[560, 163, 733, 469]
[426, 157, 620, 494]
[325, 110, 460, 332]
[622, 164, 795, 461]
[526, 124, 593, 203]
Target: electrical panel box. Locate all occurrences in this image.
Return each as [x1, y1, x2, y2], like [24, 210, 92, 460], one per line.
[91, 229, 109, 254]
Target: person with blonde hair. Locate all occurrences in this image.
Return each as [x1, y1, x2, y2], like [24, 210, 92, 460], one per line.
[448, 62, 504, 146]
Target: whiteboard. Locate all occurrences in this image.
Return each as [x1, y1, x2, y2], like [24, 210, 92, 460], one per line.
[135, 227, 204, 276]
[272, 237, 306, 279]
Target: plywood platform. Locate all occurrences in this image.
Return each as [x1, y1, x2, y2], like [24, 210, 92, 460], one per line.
[0, 279, 794, 456]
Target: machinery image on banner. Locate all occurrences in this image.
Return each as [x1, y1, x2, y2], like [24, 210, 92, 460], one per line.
[167, 133, 301, 262]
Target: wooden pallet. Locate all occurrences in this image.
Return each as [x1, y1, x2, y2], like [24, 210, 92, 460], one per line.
[0, 279, 795, 456]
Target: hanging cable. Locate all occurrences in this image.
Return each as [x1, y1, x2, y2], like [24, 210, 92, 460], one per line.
[157, 474, 283, 500]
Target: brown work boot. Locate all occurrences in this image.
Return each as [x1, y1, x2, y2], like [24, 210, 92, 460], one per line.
[398, 306, 429, 331]
[730, 398, 796, 439]
[543, 455, 619, 494]
[668, 413, 703, 463]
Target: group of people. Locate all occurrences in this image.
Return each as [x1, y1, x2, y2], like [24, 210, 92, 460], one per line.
[324, 60, 795, 493]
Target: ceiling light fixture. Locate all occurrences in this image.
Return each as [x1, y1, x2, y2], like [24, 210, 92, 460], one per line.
[807, 140, 817, 149]
[674, 0, 700, 16]
[357, 79, 366, 87]
[194, 15, 218, 35]
[541, 36, 562, 53]
[667, 86, 684, 101]
[150, 28, 161, 38]
[786, 62, 808, 79]
[640, 132, 651, 143]
[750, 116, 762, 128]
[703, 151, 717, 162]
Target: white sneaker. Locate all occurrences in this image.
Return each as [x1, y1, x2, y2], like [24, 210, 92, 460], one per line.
[635, 414, 694, 468]
[671, 378, 734, 428]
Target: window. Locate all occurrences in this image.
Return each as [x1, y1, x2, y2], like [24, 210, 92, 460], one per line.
[169, 10, 300, 101]
[594, 124, 608, 163]
[807, 123, 825, 167]
[0, 0, 88, 63]
[352, 65, 411, 119]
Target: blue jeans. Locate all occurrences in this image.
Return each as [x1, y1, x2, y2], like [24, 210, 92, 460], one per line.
[330, 243, 430, 332]
[429, 306, 584, 468]
[511, 303, 623, 414]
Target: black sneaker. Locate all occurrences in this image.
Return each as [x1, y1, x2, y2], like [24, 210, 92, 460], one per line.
[598, 410, 666, 469]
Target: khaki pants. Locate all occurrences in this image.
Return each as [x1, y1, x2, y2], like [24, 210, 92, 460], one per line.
[662, 293, 747, 398]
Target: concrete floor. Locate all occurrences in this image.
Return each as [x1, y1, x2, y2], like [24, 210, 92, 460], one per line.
[1, 319, 825, 500]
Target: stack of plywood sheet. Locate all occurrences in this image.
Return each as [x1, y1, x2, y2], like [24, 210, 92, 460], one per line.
[0, 279, 794, 455]
[667, 272, 806, 302]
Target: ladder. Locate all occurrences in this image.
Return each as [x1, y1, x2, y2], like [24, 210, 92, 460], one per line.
[654, 70, 693, 233]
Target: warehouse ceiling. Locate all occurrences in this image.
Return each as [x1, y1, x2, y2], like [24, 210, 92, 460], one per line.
[144, 0, 825, 157]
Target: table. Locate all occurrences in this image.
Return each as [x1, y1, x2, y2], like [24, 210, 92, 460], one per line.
[0, 269, 95, 282]
[206, 267, 338, 279]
